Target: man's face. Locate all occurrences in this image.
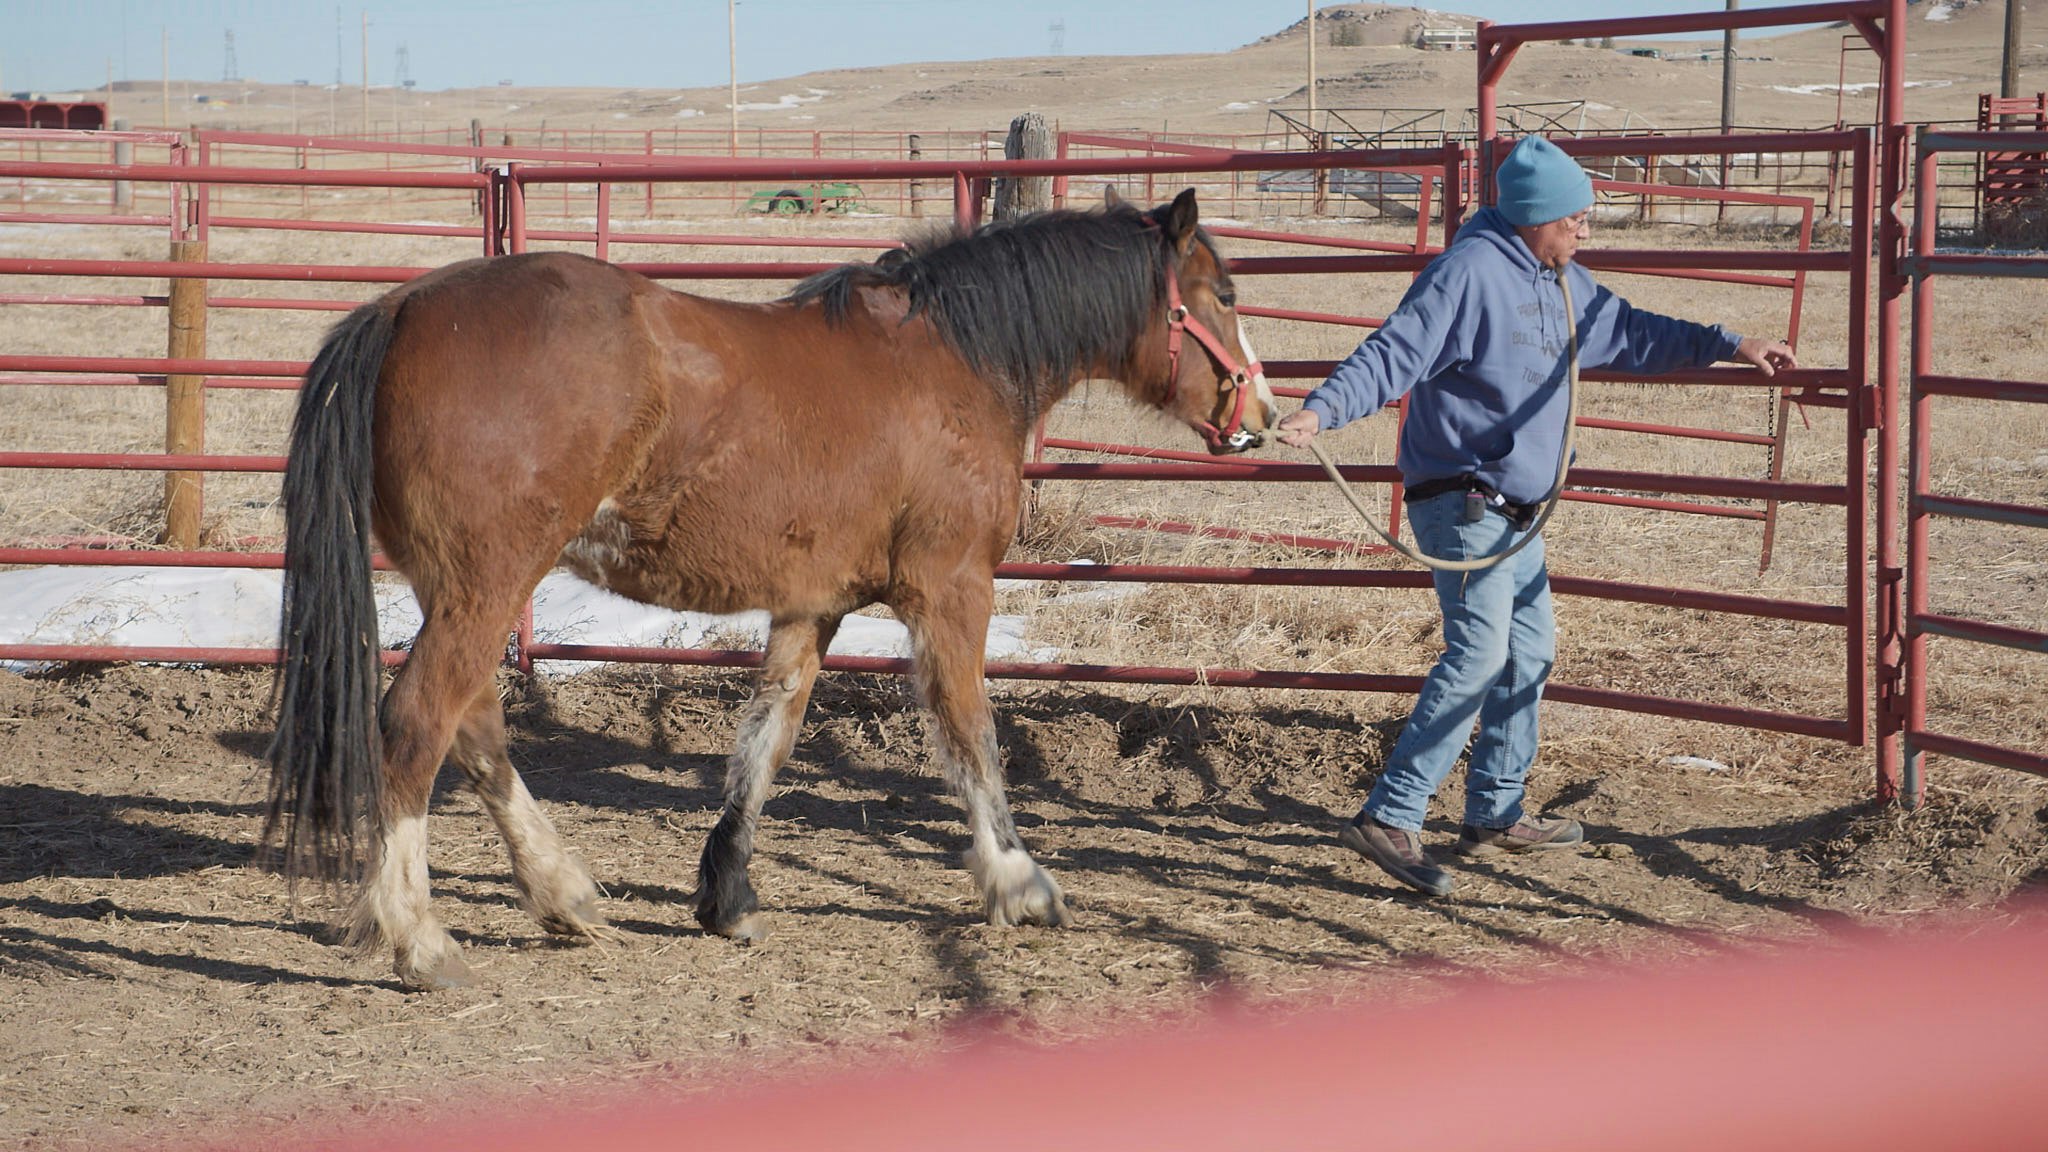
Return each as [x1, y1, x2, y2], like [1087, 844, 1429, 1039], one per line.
[1517, 209, 1591, 271]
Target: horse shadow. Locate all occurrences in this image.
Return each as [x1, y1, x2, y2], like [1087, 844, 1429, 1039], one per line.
[79, 673, 1910, 998]
[0, 892, 361, 989]
[497, 674, 1841, 901]
[0, 781, 258, 885]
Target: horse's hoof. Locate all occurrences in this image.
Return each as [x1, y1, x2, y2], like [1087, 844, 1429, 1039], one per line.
[987, 866, 1072, 929]
[537, 895, 608, 937]
[709, 912, 770, 944]
[398, 948, 475, 992]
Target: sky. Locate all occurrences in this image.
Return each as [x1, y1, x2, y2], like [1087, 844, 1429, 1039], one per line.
[6, 0, 1849, 95]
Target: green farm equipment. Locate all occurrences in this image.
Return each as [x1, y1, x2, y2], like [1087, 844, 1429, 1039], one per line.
[743, 181, 866, 215]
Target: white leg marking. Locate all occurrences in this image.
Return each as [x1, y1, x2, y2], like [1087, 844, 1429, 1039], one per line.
[355, 813, 467, 986]
[491, 774, 604, 935]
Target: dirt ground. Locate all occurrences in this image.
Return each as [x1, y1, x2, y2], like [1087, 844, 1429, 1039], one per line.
[3, 658, 2045, 1149]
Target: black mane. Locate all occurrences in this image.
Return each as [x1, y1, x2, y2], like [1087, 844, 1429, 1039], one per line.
[785, 203, 1221, 421]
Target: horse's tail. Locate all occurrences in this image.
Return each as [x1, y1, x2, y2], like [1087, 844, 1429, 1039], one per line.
[264, 302, 397, 890]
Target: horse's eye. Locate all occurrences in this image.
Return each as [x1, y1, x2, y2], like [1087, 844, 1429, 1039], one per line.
[1217, 291, 1237, 309]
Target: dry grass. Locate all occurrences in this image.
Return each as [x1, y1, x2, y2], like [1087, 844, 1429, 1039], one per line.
[1984, 189, 2048, 250]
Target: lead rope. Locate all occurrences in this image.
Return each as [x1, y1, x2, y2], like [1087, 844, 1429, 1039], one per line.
[1301, 273, 1581, 573]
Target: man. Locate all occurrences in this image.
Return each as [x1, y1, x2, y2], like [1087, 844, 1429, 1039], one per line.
[1274, 135, 1797, 898]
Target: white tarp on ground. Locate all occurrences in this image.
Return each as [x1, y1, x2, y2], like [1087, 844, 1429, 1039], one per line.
[0, 566, 1048, 674]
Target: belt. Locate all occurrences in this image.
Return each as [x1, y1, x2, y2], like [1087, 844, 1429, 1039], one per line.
[1403, 474, 1541, 529]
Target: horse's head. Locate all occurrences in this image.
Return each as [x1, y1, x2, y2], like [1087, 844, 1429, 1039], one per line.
[1130, 187, 1277, 455]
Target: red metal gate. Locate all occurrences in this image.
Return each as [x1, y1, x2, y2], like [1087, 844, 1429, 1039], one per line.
[1901, 127, 2048, 801]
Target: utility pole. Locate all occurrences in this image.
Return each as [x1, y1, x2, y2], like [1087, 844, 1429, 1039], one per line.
[1305, 0, 1317, 147]
[728, 0, 740, 156]
[1719, 0, 1738, 220]
[161, 27, 170, 129]
[361, 11, 371, 135]
[1721, 0, 1738, 136]
[2002, 0, 2024, 123]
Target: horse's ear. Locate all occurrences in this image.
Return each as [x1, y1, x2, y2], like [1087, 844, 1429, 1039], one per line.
[1102, 184, 1124, 210]
[1163, 188, 1199, 253]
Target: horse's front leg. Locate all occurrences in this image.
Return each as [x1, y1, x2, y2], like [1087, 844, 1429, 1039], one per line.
[906, 586, 1071, 929]
[696, 615, 838, 942]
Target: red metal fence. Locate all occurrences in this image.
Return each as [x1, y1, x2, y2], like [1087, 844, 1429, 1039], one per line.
[1903, 127, 2048, 798]
[1976, 93, 2048, 227]
[0, 138, 1884, 763]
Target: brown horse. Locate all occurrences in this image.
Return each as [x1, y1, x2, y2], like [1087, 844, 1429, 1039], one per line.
[265, 187, 1275, 989]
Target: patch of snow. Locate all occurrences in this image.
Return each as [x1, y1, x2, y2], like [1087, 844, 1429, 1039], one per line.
[0, 567, 1051, 676]
[1924, 2, 1955, 20]
[673, 107, 703, 119]
[1663, 755, 1732, 773]
[732, 91, 827, 113]
[1773, 79, 1954, 96]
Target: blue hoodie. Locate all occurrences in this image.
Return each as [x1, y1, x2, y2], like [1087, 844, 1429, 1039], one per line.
[1301, 206, 1744, 505]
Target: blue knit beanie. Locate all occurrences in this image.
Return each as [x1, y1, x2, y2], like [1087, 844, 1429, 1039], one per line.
[1496, 136, 1593, 227]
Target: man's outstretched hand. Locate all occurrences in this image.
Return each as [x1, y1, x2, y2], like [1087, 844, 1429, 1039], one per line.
[1733, 336, 1799, 377]
[1275, 408, 1323, 448]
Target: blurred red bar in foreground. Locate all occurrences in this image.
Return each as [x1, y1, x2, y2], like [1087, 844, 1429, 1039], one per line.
[210, 906, 2048, 1152]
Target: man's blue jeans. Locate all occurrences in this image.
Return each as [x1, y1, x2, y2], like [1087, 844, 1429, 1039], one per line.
[1363, 490, 1556, 833]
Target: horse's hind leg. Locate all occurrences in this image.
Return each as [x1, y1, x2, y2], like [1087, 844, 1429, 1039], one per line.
[448, 687, 606, 938]
[696, 615, 838, 942]
[905, 586, 1071, 929]
[358, 606, 513, 990]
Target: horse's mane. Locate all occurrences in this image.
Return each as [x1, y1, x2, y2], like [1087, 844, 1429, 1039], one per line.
[785, 203, 1220, 420]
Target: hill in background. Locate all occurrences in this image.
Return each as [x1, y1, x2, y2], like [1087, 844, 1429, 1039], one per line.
[68, 0, 2041, 140]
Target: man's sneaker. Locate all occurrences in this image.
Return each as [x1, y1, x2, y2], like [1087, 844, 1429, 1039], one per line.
[1453, 814, 1586, 858]
[1338, 814, 1455, 897]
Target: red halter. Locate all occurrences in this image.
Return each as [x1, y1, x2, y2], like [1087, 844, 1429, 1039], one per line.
[1162, 261, 1265, 451]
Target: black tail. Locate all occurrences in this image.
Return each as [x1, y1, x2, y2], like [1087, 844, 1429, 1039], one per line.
[264, 303, 396, 889]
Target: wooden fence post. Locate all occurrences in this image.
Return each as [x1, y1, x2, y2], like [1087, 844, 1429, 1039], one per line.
[163, 239, 207, 550]
[112, 118, 134, 209]
[470, 118, 486, 217]
[994, 112, 1053, 222]
[907, 133, 923, 217]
